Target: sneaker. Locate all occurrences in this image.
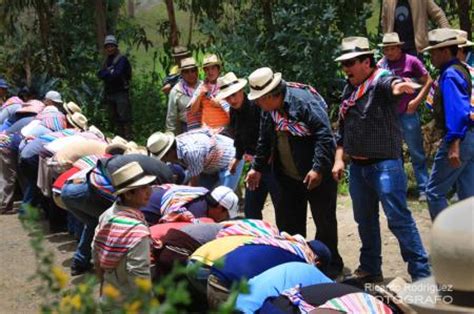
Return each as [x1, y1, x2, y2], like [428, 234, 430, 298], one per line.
[70, 263, 93, 276]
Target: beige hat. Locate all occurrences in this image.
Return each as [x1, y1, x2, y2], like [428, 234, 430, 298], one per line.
[171, 46, 190, 57]
[125, 142, 148, 155]
[335, 37, 376, 62]
[67, 112, 88, 131]
[215, 72, 248, 101]
[422, 28, 467, 52]
[88, 125, 105, 140]
[247, 67, 282, 101]
[63, 101, 82, 115]
[111, 161, 156, 195]
[378, 32, 405, 47]
[455, 30, 474, 49]
[147, 131, 175, 159]
[180, 57, 198, 71]
[398, 197, 474, 313]
[202, 54, 222, 68]
[105, 136, 129, 155]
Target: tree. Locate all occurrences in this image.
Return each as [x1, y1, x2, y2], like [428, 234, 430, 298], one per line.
[165, 0, 180, 47]
[456, 0, 472, 39]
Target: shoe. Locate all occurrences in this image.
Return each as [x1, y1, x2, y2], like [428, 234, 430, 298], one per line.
[418, 194, 427, 202]
[71, 263, 93, 276]
[348, 267, 384, 285]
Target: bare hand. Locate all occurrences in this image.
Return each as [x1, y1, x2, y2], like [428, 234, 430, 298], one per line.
[228, 158, 240, 174]
[405, 98, 420, 114]
[393, 81, 421, 96]
[303, 170, 322, 190]
[161, 84, 172, 94]
[243, 154, 254, 163]
[448, 140, 462, 168]
[332, 159, 345, 182]
[245, 169, 262, 191]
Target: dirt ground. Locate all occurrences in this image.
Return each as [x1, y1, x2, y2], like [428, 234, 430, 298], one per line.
[0, 196, 433, 314]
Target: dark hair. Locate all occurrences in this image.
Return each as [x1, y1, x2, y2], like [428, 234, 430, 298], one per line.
[447, 45, 459, 57]
[205, 193, 219, 208]
[356, 54, 376, 68]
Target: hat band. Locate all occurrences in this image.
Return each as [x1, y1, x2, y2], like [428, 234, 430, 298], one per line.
[383, 41, 401, 44]
[220, 80, 240, 91]
[251, 75, 274, 91]
[341, 47, 371, 54]
[429, 37, 458, 46]
[114, 171, 148, 191]
[439, 287, 474, 308]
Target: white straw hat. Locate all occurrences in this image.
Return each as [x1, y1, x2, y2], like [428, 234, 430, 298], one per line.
[335, 36, 376, 62]
[378, 32, 405, 47]
[248, 67, 282, 101]
[111, 161, 156, 195]
[146, 131, 175, 159]
[422, 28, 467, 52]
[215, 72, 248, 101]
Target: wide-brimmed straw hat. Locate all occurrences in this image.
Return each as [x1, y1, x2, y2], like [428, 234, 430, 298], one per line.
[455, 30, 474, 49]
[202, 54, 222, 68]
[335, 37, 376, 62]
[105, 136, 129, 155]
[147, 131, 175, 159]
[179, 57, 198, 71]
[247, 67, 282, 101]
[67, 112, 88, 131]
[398, 197, 474, 313]
[215, 72, 248, 101]
[88, 125, 105, 140]
[378, 32, 405, 47]
[171, 46, 191, 57]
[63, 102, 82, 115]
[422, 28, 467, 52]
[111, 161, 156, 195]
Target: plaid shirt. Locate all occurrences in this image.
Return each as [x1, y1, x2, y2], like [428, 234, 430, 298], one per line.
[335, 74, 402, 159]
[176, 129, 235, 177]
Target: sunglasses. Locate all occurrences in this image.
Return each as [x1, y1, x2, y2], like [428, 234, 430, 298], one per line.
[341, 59, 358, 68]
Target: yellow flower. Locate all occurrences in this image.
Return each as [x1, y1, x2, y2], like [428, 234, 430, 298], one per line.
[150, 299, 160, 308]
[134, 277, 152, 292]
[70, 295, 82, 311]
[102, 284, 121, 300]
[59, 295, 71, 312]
[78, 283, 88, 294]
[125, 300, 142, 314]
[52, 266, 69, 289]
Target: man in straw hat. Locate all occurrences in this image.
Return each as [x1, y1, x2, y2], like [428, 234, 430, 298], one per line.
[245, 67, 344, 279]
[165, 56, 201, 135]
[161, 46, 192, 95]
[215, 72, 282, 220]
[93, 162, 156, 298]
[97, 34, 133, 140]
[188, 53, 231, 131]
[455, 30, 474, 67]
[421, 28, 474, 220]
[378, 32, 433, 202]
[332, 36, 430, 283]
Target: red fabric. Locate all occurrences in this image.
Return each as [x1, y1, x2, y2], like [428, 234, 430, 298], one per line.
[149, 218, 214, 241]
[52, 166, 80, 190]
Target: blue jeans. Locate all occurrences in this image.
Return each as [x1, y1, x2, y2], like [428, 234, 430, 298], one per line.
[400, 112, 429, 195]
[244, 167, 281, 219]
[349, 159, 430, 280]
[199, 160, 244, 191]
[426, 129, 474, 220]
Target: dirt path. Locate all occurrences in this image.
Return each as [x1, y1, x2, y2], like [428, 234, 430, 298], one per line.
[0, 196, 432, 313]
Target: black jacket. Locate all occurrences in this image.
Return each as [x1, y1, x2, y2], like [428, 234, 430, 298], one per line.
[229, 96, 261, 160]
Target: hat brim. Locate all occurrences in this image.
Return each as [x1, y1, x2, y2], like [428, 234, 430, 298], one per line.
[114, 174, 156, 195]
[180, 65, 198, 71]
[172, 51, 190, 57]
[378, 42, 405, 47]
[67, 115, 86, 130]
[215, 79, 248, 101]
[459, 40, 474, 48]
[335, 50, 376, 62]
[150, 132, 175, 160]
[203, 62, 222, 68]
[398, 277, 474, 313]
[422, 39, 467, 52]
[248, 72, 282, 101]
[105, 143, 128, 155]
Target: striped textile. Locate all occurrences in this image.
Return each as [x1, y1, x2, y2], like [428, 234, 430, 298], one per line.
[318, 292, 393, 313]
[89, 163, 116, 201]
[72, 154, 101, 171]
[176, 129, 235, 177]
[339, 68, 391, 119]
[1, 96, 23, 109]
[217, 219, 280, 238]
[189, 81, 231, 129]
[186, 107, 202, 131]
[159, 184, 208, 223]
[270, 110, 312, 137]
[36, 108, 67, 132]
[39, 129, 76, 142]
[281, 284, 316, 314]
[94, 207, 150, 270]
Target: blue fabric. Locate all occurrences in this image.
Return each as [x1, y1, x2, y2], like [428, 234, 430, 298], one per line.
[5, 116, 34, 133]
[244, 167, 281, 219]
[399, 112, 429, 195]
[426, 129, 474, 220]
[20, 138, 47, 159]
[199, 158, 244, 191]
[349, 158, 430, 281]
[210, 245, 305, 287]
[235, 262, 332, 314]
[0, 103, 21, 124]
[97, 54, 132, 93]
[439, 59, 472, 143]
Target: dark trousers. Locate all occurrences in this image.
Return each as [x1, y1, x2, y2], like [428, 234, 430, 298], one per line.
[244, 167, 282, 219]
[277, 173, 343, 272]
[105, 90, 132, 139]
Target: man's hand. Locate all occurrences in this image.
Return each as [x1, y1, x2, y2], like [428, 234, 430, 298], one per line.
[161, 84, 172, 94]
[448, 139, 462, 168]
[303, 170, 322, 190]
[392, 81, 421, 96]
[332, 159, 346, 182]
[228, 158, 240, 174]
[245, 169, 262, 191]
[406, 98, 421, 114]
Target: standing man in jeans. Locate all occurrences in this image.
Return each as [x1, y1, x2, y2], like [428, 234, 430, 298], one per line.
[97, 35, 132, 139]
[245, 67, 344, 278]
[378, 32, 433, 201]
[332, 37, 430, 283]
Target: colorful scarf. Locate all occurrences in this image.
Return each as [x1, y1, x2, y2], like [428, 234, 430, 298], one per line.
[318, 292, 393, 313]
[217, 219, 280, 238]
[72, 154, 101, 171]
[39, 129, 76, 142]
[36, 110, 67, 132]
[339, 68, 391, 119]
[178, 79, 196, 98]
[94, 207, 150, 270]
[281, 284, 316, 314]
[1, 96, 23, 109]
[159, 184, 209, 223]
[89, 163, 116, 201]
[270, 110, 312, 137]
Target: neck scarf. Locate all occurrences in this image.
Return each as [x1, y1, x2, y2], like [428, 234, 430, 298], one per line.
[159, 184, 208, 223]
[270, 110, 312, 136]
[179, 79, 196, 98]
[339, 68, 391, 119]
[94, 207, 150, 270]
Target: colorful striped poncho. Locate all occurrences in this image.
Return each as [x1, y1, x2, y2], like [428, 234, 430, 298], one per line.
[217, 219, 280, 238]
[36, 109, 67, 132]
[94, 207, 150, 270]
[159, 184, 209, 223]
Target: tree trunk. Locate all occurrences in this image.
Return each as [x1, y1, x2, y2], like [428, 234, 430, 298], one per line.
[456, 0, 472, 40]
[128, 0, 135, 18]
[93, 0, 107, 52]
[165, 0, 180, 47]
[261, 0, 274, 37]
[187, 3, 194, 47]
[107, 0, 121, 34]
